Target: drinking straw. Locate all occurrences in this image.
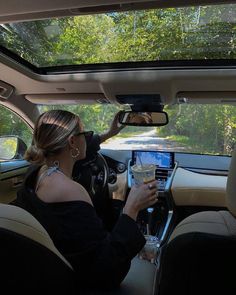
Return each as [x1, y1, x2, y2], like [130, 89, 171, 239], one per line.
[146, 223, 150, 235]
[137, 153, 143, 167]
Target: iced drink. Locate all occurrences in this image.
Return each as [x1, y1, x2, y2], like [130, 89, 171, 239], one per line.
[138, 235, 159, 263]
[131, 164, 156, 185]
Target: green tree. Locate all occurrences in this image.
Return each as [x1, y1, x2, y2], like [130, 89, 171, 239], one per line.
[0, 106, 32, 147]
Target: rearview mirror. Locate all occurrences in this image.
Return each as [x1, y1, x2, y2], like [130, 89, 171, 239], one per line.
[0, 136, 27, 160]
[118, 111, 169, 126]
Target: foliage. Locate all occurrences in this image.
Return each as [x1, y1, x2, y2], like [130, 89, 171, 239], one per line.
[39, 104, 121, 134]
[0, 5, 235, 65]
[0, 137, 17, 160]
[1, 4, 236, 155]
[0, 106, 32, 147]
[159, 104, 236, 155]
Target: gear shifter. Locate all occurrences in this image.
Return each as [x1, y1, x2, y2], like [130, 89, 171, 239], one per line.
[146, 207, 154, 235]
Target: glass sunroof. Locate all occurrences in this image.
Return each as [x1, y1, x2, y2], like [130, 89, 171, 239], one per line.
[0, 3, 235, 68]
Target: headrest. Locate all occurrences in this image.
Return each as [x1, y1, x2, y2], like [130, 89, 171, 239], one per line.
[226, 148, 236, 217]
[0, 203, 72, 268]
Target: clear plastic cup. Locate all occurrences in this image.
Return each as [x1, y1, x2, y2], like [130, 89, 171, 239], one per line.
[138, 235, 159, 263]
[131, 164, 156, 185]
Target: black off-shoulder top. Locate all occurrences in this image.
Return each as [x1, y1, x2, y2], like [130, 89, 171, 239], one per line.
[16, 165, 145, 289]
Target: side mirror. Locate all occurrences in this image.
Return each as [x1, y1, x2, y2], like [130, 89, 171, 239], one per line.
[0, 136, 27, 160]
[118, 111, 169, 126]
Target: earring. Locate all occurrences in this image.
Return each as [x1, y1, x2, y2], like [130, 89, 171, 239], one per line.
[71, 148, 80, 158]
[53, 160, 60, 167]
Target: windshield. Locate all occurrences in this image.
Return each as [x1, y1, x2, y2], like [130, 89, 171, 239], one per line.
[0, 3, 236, 68]
[38, 103, 236, 156]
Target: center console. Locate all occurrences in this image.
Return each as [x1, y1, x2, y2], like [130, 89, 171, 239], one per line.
[127, 150, 177, 246]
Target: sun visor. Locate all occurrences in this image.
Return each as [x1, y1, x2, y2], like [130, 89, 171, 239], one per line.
[177, 92, 236, 104]
[25, 93, 110, 105]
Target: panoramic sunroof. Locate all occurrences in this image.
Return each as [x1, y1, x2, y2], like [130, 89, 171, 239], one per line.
[0, 3, 235, 70]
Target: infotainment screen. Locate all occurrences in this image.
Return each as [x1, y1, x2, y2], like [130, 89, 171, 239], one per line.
[132, 150, 174, 169]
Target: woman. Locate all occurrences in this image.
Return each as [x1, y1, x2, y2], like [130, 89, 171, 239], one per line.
[16, 110, 158, 290]
[127, 112, 153, 124]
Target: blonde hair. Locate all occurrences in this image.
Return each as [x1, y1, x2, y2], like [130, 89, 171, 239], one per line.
[25, 110, 82, 164]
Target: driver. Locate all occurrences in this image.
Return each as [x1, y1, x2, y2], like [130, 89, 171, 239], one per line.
[127, 112, 153, 124]
[15, 109, 158, 291]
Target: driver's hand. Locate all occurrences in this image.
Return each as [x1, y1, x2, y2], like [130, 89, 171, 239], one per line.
[99, 111, 126, 143]
[123, 180, 158, 221]
[108, 111, 126, 137]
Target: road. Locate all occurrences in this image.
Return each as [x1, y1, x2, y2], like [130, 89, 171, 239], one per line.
[101, 129, 187, 151]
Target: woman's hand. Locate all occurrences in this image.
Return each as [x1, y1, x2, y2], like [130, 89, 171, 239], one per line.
[99, 111, 125, 143]
[123, 180, 158, 220]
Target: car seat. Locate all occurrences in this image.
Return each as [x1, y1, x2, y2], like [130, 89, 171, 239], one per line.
[0, 203, 158, 294]
[158, 148, 236, 295]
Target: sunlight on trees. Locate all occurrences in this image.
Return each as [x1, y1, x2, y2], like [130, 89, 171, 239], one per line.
[0, 4, 236, 155]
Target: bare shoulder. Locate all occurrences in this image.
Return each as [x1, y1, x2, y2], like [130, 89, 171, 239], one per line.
[58, 178, 93, 205]
[37, 173, 93, 205]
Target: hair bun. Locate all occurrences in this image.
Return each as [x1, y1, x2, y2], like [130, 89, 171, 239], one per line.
[24, 145, 46, 164]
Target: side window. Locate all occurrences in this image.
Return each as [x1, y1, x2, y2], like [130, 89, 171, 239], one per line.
[0, 105, 32, 160]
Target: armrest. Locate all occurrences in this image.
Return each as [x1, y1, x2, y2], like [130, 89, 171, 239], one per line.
[113, 257, 158, 295]
[81, 257, 158, 295]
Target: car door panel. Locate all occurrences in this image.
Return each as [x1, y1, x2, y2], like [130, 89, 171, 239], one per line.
[0, 160, 29, 203]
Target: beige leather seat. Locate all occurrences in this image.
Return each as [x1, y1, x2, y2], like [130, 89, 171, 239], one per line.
[0, 204, 75, 294]
[0, 203, 157, 294]
[158, 149, 236, 295]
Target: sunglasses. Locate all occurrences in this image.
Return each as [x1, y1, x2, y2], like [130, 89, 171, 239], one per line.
[74, 130, 94, 142]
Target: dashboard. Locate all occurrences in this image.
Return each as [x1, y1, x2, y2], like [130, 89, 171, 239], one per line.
[103, 148, 228, 245]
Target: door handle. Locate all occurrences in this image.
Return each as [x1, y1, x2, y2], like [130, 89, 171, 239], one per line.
[12, 176, 24, 188]
[12, 181, 23, 188]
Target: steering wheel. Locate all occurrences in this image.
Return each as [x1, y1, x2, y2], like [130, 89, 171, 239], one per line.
[72, 152, 109, 199]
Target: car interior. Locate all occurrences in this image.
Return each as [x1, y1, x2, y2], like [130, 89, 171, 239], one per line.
[1, 0, 236, 294]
